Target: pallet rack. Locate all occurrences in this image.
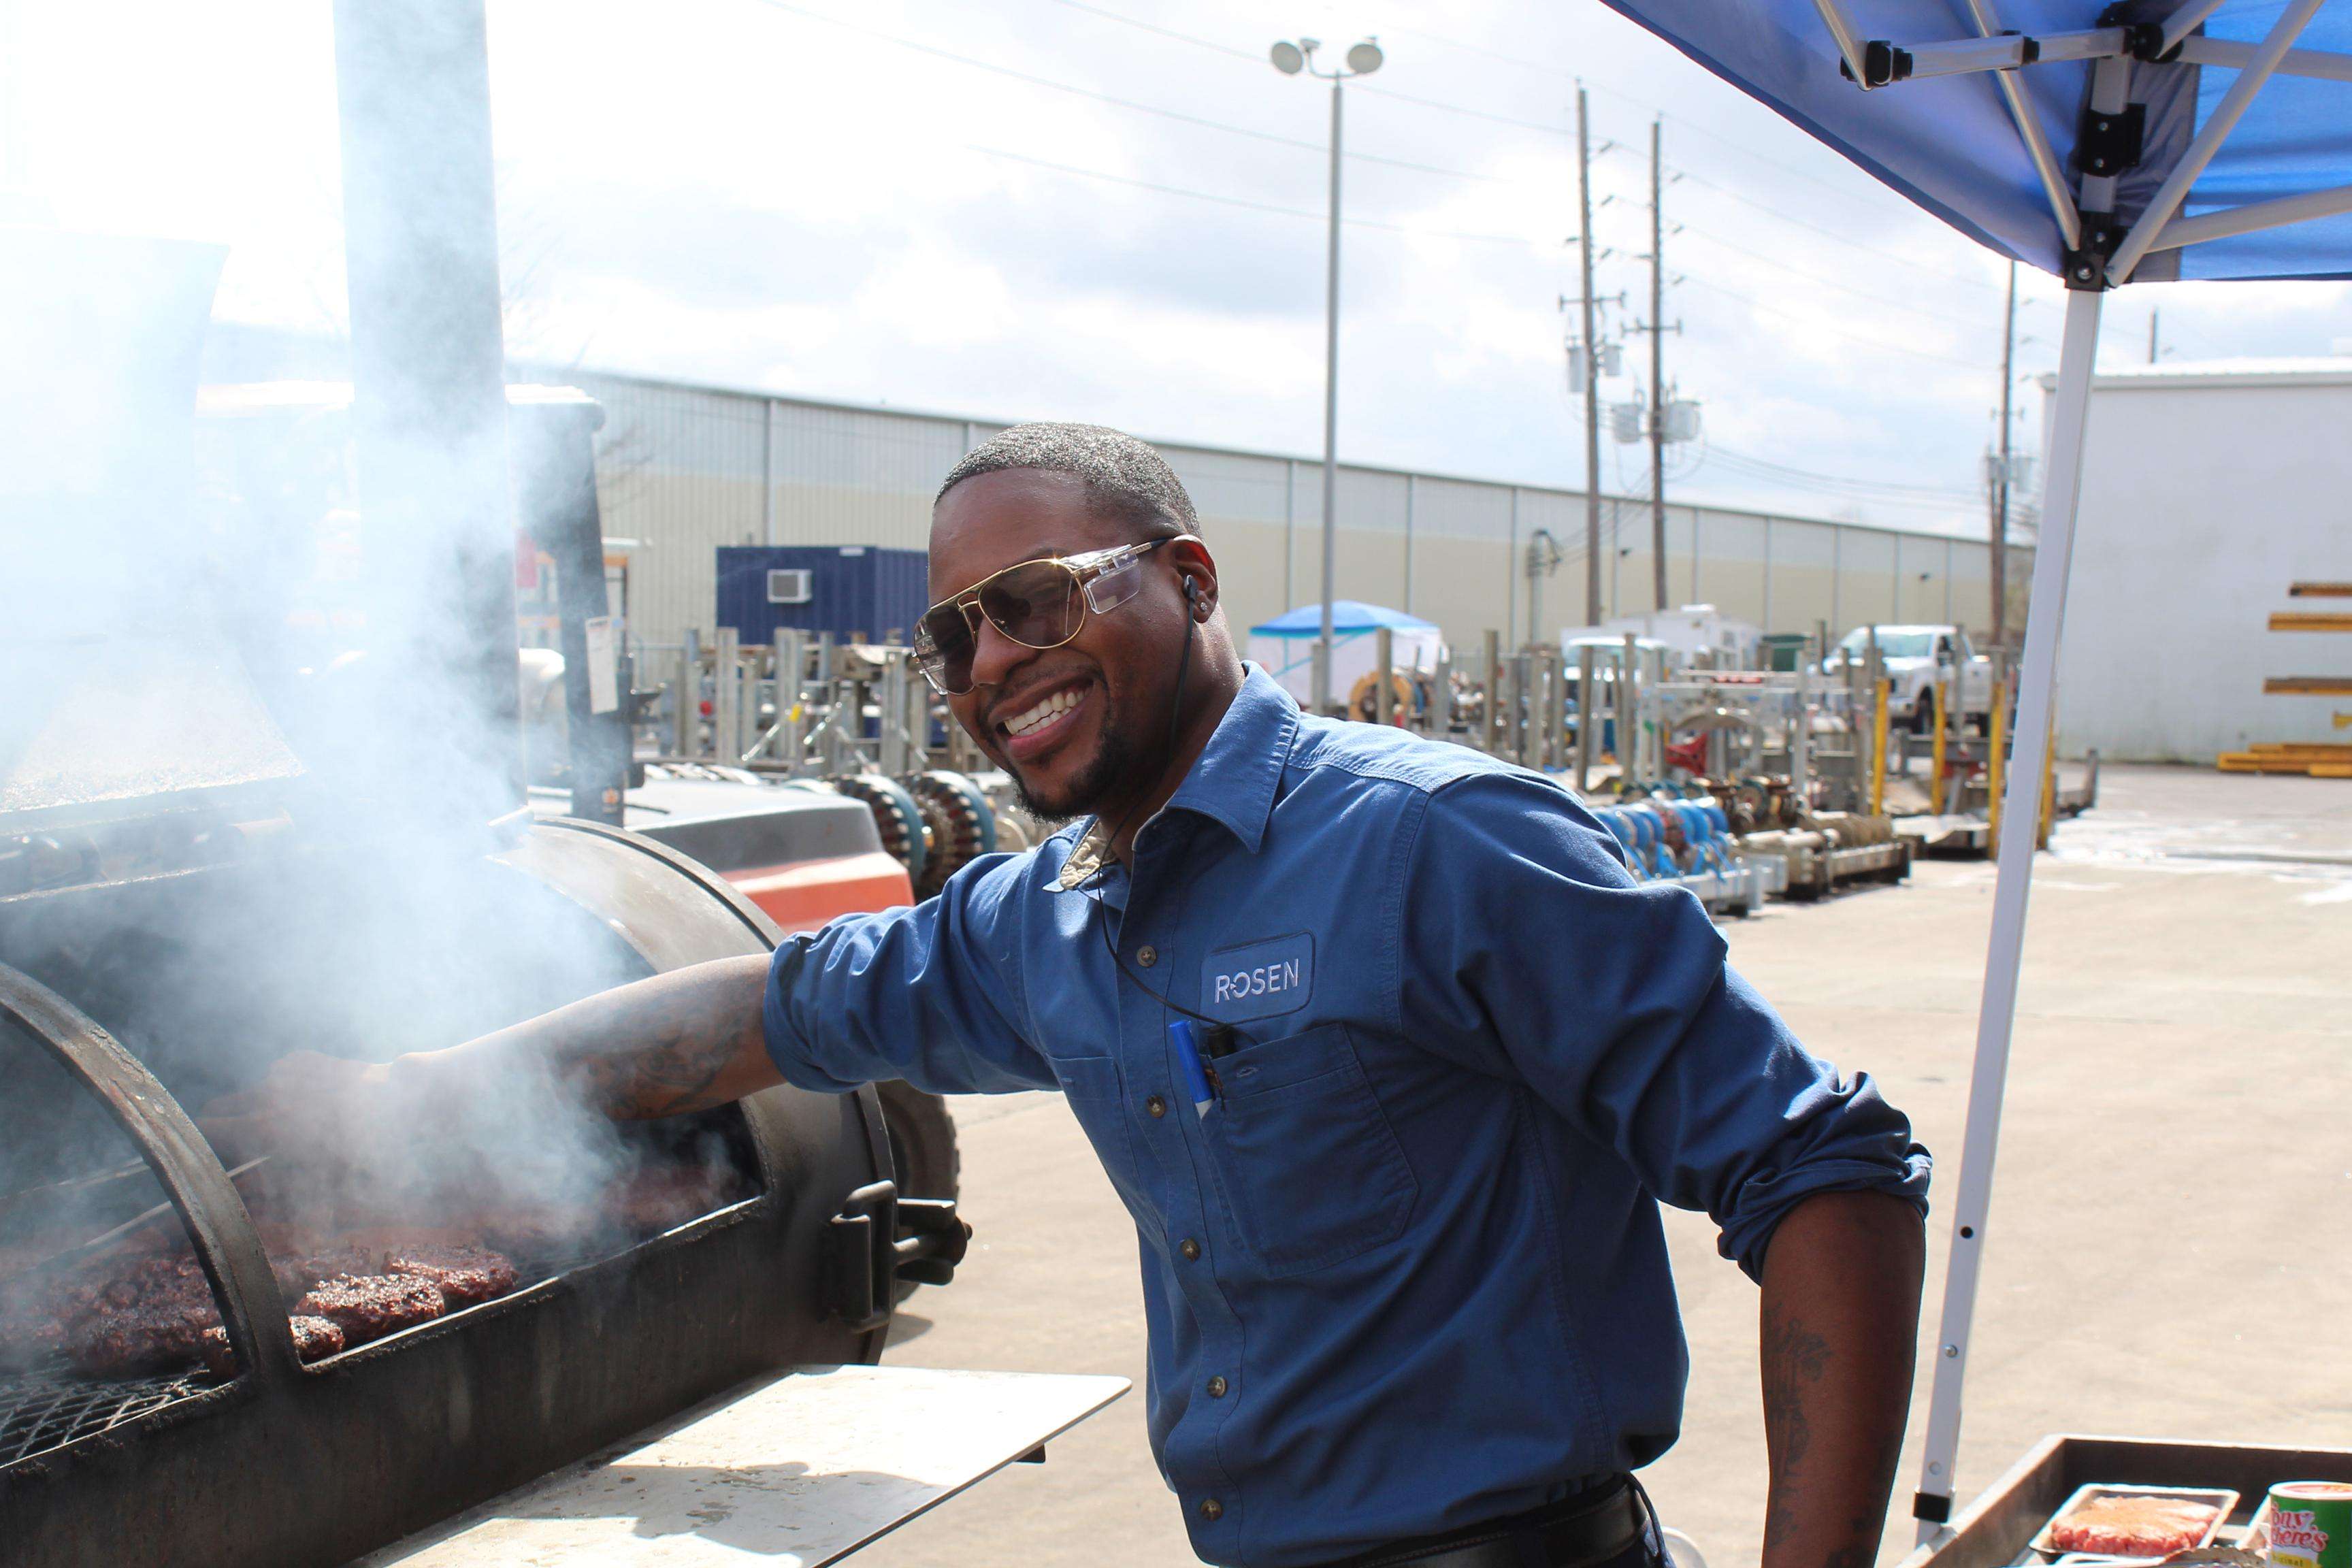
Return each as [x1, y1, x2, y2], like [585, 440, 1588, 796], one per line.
[2219, 583, 2352, 777]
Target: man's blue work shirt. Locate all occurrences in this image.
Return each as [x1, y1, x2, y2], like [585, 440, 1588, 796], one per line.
[764, 667, 1930, 1568]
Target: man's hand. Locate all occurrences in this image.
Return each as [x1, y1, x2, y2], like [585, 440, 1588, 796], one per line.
[1757, 1189, 1926, 1568]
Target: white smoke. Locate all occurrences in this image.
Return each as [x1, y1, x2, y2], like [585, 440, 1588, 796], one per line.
[0, 215, 679, 1260]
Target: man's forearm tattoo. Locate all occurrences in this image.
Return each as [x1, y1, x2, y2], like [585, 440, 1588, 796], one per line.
[1761, 1302, 1833, 1548]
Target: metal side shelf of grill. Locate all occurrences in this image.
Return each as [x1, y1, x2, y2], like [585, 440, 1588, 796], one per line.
[1904, 1435, 2352, 1568]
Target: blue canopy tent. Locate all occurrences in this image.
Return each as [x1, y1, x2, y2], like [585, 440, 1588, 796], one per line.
[1246, 602, 1444, 708]
[1595, 0, 2352, 1542]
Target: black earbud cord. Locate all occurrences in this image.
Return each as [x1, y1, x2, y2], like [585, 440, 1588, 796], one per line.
[1083, 570, 1227, 1032]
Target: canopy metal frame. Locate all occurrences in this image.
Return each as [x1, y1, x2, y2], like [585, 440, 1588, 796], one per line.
[1811, 0, 2348, 280]
[1792, 0, 2352, 1543]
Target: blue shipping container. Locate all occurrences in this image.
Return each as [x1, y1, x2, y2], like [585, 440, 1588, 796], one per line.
[715, 546, 932, 646]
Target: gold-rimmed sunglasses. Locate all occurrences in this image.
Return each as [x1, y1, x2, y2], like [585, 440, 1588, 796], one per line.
[913, 537, 1177, 695]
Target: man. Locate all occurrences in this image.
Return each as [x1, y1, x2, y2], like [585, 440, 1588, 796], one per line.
[239, 424, 1929, 1568]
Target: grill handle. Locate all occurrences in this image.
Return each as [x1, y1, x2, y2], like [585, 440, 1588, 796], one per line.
[0, 962, 300, 1386]
[826, 1181, 970, 1333]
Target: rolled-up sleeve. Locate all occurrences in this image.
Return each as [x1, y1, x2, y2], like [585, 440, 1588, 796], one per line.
[763, 853, 1057, 1096]
[1396, 772, 1929, 1279]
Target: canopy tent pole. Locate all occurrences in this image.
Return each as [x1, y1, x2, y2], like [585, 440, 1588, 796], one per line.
[1912, 282, 2104, 1545]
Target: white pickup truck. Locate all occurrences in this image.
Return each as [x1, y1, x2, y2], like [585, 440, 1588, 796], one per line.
[1823, 623, 1995, 732]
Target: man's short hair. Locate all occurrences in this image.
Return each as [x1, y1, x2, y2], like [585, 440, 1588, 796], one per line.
[936, 422, 1200, 538]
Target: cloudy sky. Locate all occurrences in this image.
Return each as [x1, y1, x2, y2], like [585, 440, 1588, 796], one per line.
[8, 0, 2350, 534]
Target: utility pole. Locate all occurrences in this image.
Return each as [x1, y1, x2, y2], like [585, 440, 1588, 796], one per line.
[1575, 87, 1603, 627]
[1647, 118, 1669, 612]
[1991, 259, 2016, 651]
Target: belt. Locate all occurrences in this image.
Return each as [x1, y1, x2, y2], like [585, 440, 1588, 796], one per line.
[1333, 1476, 1653, 1568]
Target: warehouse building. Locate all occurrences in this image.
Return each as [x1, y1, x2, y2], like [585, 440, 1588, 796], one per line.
[554, 368, 2034, 661]
[193, 328, 2035, 662]
[2057, 358, 2352, 764]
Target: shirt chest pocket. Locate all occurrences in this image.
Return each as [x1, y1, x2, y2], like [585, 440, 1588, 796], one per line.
[1203, 1023, 1419, 1278]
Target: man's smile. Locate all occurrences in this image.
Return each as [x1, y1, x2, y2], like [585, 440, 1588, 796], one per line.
[991, 677, 1094, 763]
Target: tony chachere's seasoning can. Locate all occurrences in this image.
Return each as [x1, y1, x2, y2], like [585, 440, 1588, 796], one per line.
[2268, 1482, 2352, 1568]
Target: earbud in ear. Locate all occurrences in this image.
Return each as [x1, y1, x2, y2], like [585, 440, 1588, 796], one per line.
[1182, 576, 1206, 618]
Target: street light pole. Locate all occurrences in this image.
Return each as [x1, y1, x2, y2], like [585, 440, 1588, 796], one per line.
[1320, 73, 1342, 717]
[1273, 35, 1383, 716]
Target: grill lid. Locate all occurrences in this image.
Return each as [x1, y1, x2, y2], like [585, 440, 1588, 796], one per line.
[1, 632, 305, 836]
[1, 229, 301, 837]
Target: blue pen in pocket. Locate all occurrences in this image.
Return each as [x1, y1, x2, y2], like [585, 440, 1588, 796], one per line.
[1167, 1019, 1216, 1119]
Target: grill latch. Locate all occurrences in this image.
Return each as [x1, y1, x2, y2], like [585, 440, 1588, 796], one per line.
[828, 1181, 971, 1333]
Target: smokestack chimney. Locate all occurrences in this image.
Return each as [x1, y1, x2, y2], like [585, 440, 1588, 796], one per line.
[332, 0, 522, 821]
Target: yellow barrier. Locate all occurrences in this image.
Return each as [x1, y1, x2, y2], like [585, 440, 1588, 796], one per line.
[1929, 679, 1948, 811]
[1988, 679, 2008, 844]
[1870, 679, 1891, 816]
[2038, 722, 2057, 850]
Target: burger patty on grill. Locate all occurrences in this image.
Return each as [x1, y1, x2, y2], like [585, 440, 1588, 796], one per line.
[385, 1245, 519, 1307]
[273, 1243, 385, 1298]
[67, 1291, 221, 1378]
[197, 1313, 346, 1379]
[12, 1236, 516, 1378]
[293, 1274, 446, 1346]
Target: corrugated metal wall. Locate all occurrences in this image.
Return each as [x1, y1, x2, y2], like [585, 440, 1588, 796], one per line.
[555, 368, 2030, 657]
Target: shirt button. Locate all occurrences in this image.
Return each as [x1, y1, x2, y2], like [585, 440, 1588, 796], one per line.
[1200, 1498, 1224, 1522]
[1135, 945, 1158, 967]
[1179, 1238, 1202, 1262]
[1146, 1095, 1166, 1118]
[1207, 1375, 1228, 1399]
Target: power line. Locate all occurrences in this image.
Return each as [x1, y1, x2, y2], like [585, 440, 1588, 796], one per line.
[739, 0, 1541, 189]
[969, 146, 1542, 246]
[1677, 273, 1994, 371]
[1667, 164, 2042, 304]
[1691, 457, 1986, 516]
[1026, 0, 2048, 324]
[740, 0, 2004, 376]
[1378, 18, 2062, 306]
[1671, 218, 2002, 333]
[1352, 81, 1574, 139]
[1697, 443, 1984, 502]
[1043, 0, 1258, 61]
[1382, 22, 1919, 210]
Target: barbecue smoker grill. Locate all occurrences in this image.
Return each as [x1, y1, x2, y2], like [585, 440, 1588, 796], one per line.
[0, 224, 964, 1567]
[0, 733, 962, 1567]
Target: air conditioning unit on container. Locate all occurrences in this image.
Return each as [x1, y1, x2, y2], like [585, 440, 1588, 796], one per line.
[768, 568, 814, 604]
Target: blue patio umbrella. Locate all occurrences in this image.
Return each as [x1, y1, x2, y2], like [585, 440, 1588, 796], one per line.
[1247, 601, 1440, 636]
[1246, 603, 1443, 701]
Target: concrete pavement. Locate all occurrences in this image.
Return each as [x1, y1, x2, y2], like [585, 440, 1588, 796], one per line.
[858, 766, 2352, 1568]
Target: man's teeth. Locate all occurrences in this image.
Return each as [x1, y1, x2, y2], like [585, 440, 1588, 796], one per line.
[1004, 687, 1081, 737]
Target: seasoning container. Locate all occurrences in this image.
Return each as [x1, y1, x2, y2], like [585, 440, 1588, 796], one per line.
[2268, 1482, 2352, 1568]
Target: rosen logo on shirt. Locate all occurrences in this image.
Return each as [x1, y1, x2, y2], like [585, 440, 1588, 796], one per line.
[1200, 932, 1314, 1023]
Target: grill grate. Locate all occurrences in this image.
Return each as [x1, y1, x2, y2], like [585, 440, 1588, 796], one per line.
[0, 1356, 214, 1469]
[0, 1191, 755, 1475]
